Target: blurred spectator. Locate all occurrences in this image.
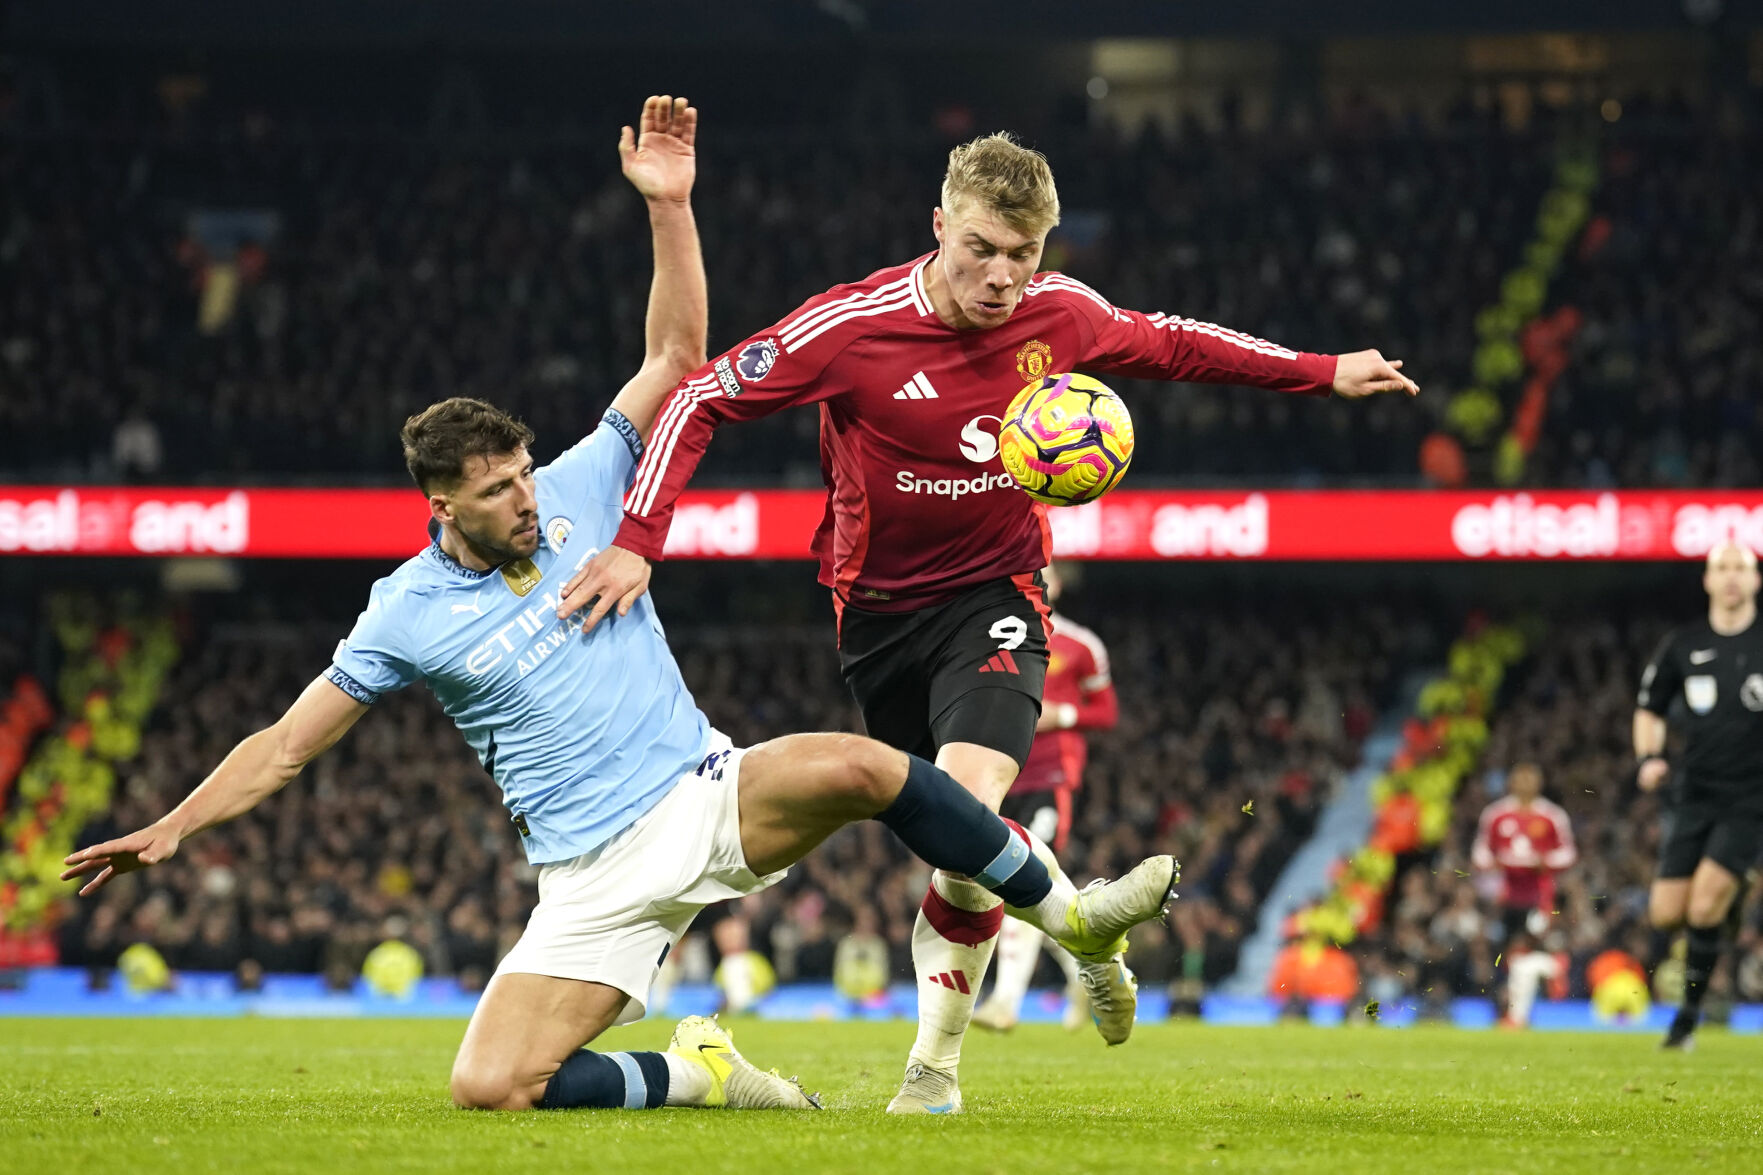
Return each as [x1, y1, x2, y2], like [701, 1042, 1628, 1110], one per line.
[1268, 936, 1359, 1005]
[712, 916, 775, 1015]
[832, 907, 890, 1001]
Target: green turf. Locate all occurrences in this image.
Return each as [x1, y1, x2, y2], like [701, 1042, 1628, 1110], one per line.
[2, 1018, 1759, 1174]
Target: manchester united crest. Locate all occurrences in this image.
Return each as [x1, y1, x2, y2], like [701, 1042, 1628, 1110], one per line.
[1016, 339, 1053, 382]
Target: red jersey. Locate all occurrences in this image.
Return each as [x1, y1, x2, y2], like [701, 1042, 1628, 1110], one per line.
[1015, 613, 1117, 794]
[617, 254, 1336, 615]
[1471, 795, 1576, 911]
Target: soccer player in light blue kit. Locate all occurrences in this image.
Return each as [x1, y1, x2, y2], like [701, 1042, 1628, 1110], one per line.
[62, 97, 1175, 1115]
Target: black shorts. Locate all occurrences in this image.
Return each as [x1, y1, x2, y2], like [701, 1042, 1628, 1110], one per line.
[838, 575, 1050, 767]
[1657, 801, 1763, 880]
[999, 787, 1075, 855]
[1499, 905, 1548, 946]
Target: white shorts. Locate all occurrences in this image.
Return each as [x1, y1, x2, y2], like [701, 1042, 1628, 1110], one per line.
[493, 733, 785, 1024]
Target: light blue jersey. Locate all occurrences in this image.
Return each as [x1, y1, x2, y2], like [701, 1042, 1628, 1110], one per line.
[325, 408, 712, 864]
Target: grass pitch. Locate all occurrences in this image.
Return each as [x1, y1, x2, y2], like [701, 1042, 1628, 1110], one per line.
[2, 1018, 1759, 1174]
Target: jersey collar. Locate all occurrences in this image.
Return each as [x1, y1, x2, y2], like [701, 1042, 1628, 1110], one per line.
[909, 254, 936, 319]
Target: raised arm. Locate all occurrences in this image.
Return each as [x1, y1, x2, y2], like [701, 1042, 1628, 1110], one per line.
[555, 300, 846, 630]
[60, 675, 368, 895]
[1049, 275, 1419, 399]
[607, 95, 708, 441]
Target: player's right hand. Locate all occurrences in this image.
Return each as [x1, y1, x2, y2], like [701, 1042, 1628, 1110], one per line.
[1637, 756, 1670, 792]
[558, 543, 651, 633]
[1332, 349, 1419, 398]
[60, 822, 182, 896]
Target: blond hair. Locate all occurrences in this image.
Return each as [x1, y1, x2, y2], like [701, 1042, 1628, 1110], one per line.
[941, 132, 1061, 238]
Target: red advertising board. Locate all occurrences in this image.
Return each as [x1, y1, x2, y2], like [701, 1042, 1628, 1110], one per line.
[2, 486, 1761, 561]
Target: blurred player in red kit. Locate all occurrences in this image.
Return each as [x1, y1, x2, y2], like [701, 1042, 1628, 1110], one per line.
[1471, 761, 1576, 1027]
[973, 561, 1118, 1033]
[559, 131, 1417, 1113]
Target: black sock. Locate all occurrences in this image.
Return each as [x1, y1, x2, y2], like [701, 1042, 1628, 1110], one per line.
[1646, 926, 1678, 972]
[1680, 924, 1721, 1021]
[876, 754, 1052, 908]
[1725, 873, 1753, 937]
[540, 1049, 669, 1109]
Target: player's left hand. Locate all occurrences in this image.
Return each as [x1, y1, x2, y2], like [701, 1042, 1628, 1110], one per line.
[620, 95, 696, 204]
[558, 543, 651, 633]
[1332, 349, 1419, 399]
[1036, 703, 1075, 733]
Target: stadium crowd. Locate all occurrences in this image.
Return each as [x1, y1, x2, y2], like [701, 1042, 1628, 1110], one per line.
[8, 55, 1760, 1012]
[1528, 109, 1763, 489]
[1355, 610, 1763, 1012]
[49, 588, 1406, 996]
[7, 80, 1751, 489]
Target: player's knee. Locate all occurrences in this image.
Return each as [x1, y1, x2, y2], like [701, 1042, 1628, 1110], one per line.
[450, 1065, 536, 1112]
[834, 737, 902, 814]
[1649, 906, 1685, 932]
[1649, 888, 1687, 930]
[1686, 895, 1731, 929]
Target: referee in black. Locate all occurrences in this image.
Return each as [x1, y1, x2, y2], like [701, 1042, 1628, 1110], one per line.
[1634, 541, 1763, 1050]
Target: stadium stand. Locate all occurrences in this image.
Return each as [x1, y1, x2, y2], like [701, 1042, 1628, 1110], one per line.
[1345, 609, 1763, 1009]
[9, 85, 1749, 488]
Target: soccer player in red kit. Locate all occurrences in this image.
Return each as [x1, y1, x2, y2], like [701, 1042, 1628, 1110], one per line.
[973, 561, 1118, 1034]
[1471, 762, 1577, 1027]
[560, 133, 1418, 1113]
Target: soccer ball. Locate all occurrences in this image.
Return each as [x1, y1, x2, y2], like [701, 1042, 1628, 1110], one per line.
[998, 373, 1134, 506]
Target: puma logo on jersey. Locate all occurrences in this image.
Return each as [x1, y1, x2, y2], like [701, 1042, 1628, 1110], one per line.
[1690, 649, 1716, 664]
[893, 372, 939, 400]
[451, 592, 484, 617]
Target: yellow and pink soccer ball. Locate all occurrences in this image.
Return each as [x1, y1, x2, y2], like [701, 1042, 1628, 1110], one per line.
[998, 373, 1135, 506]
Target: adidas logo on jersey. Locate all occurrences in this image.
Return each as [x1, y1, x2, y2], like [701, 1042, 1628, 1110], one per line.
[893, 372, 939, 400]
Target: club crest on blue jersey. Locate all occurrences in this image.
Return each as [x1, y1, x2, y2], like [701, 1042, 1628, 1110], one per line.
[545, 516, 573, 549]
[735, 338, 779, 382]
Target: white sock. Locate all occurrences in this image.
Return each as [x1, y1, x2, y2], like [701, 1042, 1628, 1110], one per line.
[1507, 951, 1560, 1026]
[1004, 827, 1080, 945]
[662, 1049, 714, 1107]
[986, 914, 1043, 1019]
[1049, 930, 1080, 985]
[907, 871, 1000, 1073]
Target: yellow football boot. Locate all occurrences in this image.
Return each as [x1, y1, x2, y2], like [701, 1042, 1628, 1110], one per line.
[666, 1015, 820, 1110]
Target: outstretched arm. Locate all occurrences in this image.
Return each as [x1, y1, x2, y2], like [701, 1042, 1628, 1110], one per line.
[1055, 276, 1418, 399]
[608, 95, 708, 442]
[60, 676, 368, 895]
